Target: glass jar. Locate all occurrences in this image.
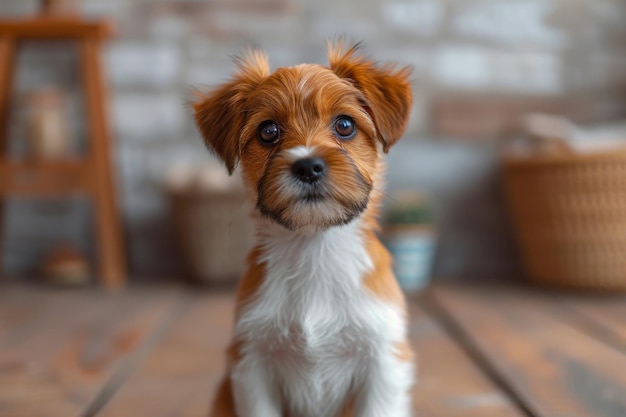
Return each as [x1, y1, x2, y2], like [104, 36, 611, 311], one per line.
[23, 88, 71, 160]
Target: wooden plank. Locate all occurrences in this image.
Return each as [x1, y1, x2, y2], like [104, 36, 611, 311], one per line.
[0, 285, 41, 337]
[0, 285, 58, 346]
[0, 286, 180, 417]
[96, 292, 235, 417]
[0, 37, 15, 148]
[0, 159, 93, 196]
[0, 37, 16, 277]
[80, 37, 126, 289]
[409, 301, 524, 417]
[432, 284, 626, 417]
[560, 294, 626, 351]
[0, 18, 113, 39]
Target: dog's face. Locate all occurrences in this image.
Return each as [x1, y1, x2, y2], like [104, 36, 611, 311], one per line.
[194, 43, 412, 231]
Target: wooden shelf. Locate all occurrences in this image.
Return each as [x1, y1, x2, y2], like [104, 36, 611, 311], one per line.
[0, 17, 113, 39]
[0, 158, 93, 195]
[0, 16, 126, 288]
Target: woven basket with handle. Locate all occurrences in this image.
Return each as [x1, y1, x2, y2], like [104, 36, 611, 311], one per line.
[503, 148, 626, 291]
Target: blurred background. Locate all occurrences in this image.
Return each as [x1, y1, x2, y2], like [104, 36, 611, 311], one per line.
[2, 0, 626, 288]
[4, 3, 626, 416]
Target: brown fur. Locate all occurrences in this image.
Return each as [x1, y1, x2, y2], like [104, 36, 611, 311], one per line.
[363, 233, 406, 308]
[328, 41, 412, 152]
[193, 50, 270, 174]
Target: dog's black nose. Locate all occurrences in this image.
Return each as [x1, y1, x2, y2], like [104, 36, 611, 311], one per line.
[291, 157, 326, 183]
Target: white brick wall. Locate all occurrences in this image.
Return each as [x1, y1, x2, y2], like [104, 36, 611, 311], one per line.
[433, 45, 562, 93]
[111, 93, 186, 142]
[106, 42, 182, 89]
[433, 45, 492, 90]
[451, 1, 567, 48]
[381, 1, 444, 36]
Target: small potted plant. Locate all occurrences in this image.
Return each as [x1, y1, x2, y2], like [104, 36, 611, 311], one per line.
[383, 192, 437, 293]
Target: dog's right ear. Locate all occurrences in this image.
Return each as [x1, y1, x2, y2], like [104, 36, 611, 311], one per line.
[328, 41, 412, 153]
[193, 50, 270, 174]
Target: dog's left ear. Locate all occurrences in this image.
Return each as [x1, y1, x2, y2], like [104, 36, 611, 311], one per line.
[193, 50, 270, 174]
[328, 42, 412, 152]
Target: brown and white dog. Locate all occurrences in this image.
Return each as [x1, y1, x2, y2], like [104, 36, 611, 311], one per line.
[193, 41, 414, 417]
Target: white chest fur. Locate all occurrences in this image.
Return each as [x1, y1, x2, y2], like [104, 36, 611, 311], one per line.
[234, 221, 407, 417]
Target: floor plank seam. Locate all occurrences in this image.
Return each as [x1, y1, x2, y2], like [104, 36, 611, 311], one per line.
[552, 298, 626, 359]
[79, 290, 190, 417]
[423, 294, 538, 417]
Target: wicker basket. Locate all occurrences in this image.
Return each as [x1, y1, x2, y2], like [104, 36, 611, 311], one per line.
[503, 148, 626, 291]
[169, 187, 255, 285]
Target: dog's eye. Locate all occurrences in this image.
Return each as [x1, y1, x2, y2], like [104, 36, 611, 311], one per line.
[333, 116, 356, 139]
[258, 121, 280, 145]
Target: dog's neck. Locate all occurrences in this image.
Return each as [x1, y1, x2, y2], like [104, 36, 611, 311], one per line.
[254, 216, 374, 288]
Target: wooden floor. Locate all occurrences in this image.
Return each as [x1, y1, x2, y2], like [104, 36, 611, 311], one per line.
[2, 282, 626, 417]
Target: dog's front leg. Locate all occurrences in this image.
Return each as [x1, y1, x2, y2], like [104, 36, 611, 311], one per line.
[231, 354, 281, 417]
[355, 347, 414, 417]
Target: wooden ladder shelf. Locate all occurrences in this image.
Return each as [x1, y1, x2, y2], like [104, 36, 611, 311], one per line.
[0, 17, 126, 289]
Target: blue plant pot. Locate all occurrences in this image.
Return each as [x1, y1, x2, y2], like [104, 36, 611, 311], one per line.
[385, 226, 436, 292]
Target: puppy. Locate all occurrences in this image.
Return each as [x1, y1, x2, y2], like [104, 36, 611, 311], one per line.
[194, 41, 414, 417]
